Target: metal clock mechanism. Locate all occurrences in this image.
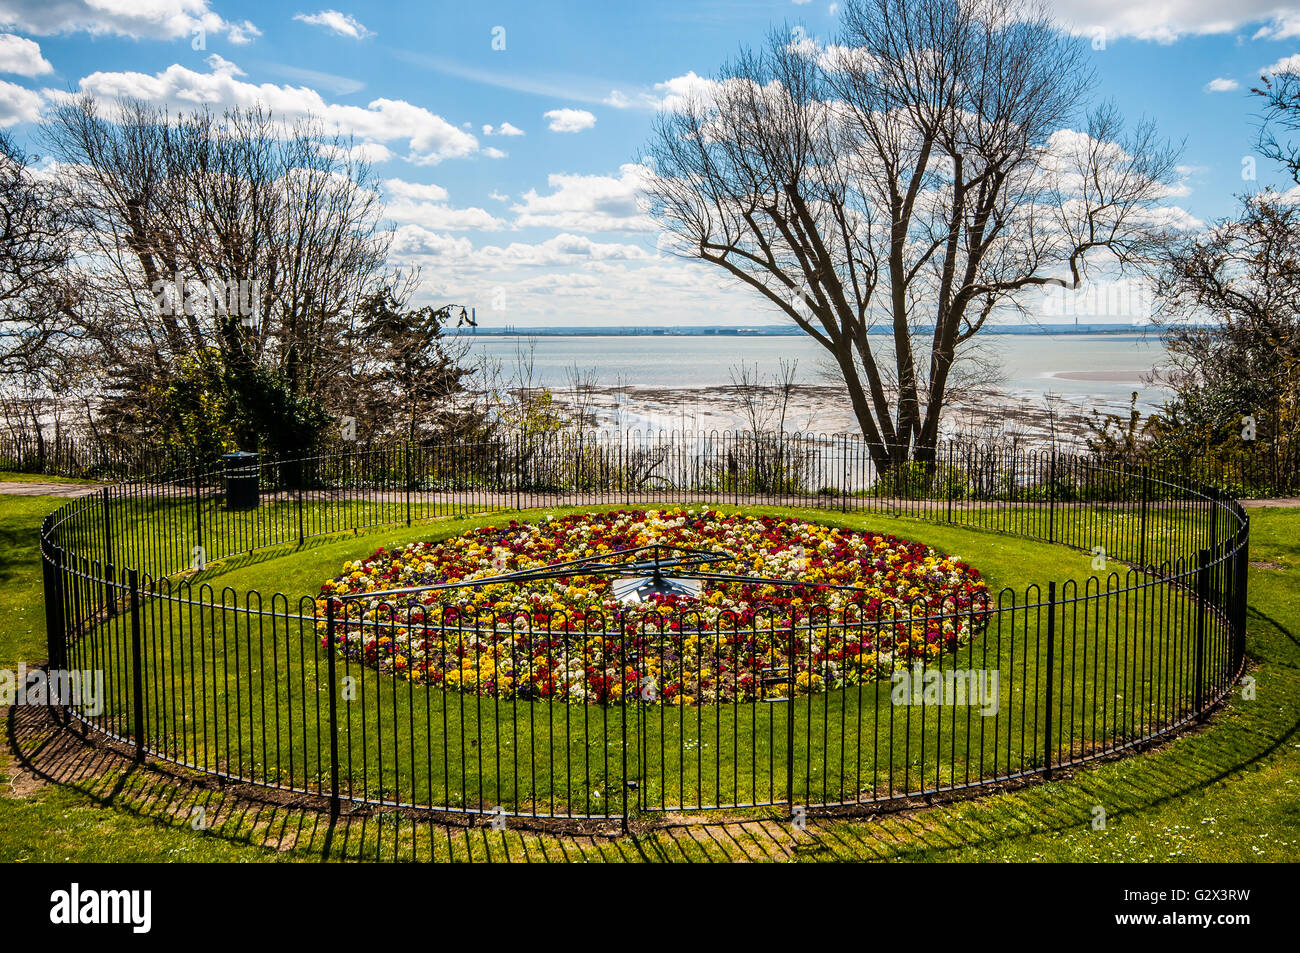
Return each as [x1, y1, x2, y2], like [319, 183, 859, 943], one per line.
[348, 542, 872, 605]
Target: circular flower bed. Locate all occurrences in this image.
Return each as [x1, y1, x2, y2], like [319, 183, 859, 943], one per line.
[318, 508, 989, 704]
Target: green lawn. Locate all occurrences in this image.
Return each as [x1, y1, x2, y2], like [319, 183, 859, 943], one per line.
[2, 494, 1291, 862]
[55, 502, 1218, 819]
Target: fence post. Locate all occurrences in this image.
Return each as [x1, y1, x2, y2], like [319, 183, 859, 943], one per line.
[42, 534, 66, 673]
[1047, 451, 1057, 543]
[840, 433, 848, 513]
[1195, 547, 1210, 720]
[1235, 513, 1249, 671]
[1206, 486, 1216, 553]
[514, 432, 523, 512]
[192, 469, 204, 556]
[128, 568, 146, 760]
[785, 622, 797, 814]
[404, 443, 413, 527]
[296, 470, 305, 546]
[100, 487, 115, 618]
[1138, 465, 1150, 568]
[1202, 483, 1213, 556]
[1043, 581, 1055, 779]
[325, 597, 341, 811]
[50, 545, 67, 668]
[620, 626, 630, 834]
[945, 441, 954, 524]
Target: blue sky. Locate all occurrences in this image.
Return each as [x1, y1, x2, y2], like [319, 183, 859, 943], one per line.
[3, 0, 1300, 327]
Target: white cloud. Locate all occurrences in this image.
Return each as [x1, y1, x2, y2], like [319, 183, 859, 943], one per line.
[0, 33, 50, 76]
[512, 273, 602, 293]
[482, 146, 507, 159]
[603, 72, 779, 113]
[59, 61, 479, 165]
[383, 178, 448, 202]
[388, 203, 505, 231]
[1254, 12, 1300, 39]
[1204, 77, 1239, 92]
[1141, 204, 1204, 232]
[511, 163, 655, 232]
[0, 0, 260, 45]
[390, 240, 765, 328]
[323, 141, 393, 163]
[391, 229, 653, 268]
[544, 107, 596, 133]
[293, 9, 374, 40]
[226, 20, 259, 44]
[787, 39, 878, 74]
[600, 71, 764, 114]
[1269, 183, 1300, 204]
[383, 177, 505, 230]
[1034, 128, 1202, 234]
[1046, 1, 1300, 43]
[204, 53, 244, 77]
[652, 72, 721, 111]
[482, 121, 524, 136]
[389, 227, 472, 259]
[1263, 53, 1300, 75]
[488, 190, 509, 202]
[0, 76, 40, 125]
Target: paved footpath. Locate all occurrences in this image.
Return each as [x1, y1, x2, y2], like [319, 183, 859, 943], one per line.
[2, 479, 1298, 507]
[0, 481, 103, 498]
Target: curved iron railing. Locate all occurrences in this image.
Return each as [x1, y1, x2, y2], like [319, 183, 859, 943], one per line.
[38, 432, 1249, 829]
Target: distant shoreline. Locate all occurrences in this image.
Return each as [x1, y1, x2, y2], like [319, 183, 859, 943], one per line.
[449, 324, 1163, 337]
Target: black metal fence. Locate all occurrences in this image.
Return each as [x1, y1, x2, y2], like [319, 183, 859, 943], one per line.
[0, 431, 178, 480]
[39, 433, 1249, 829]
[5, 425, 1298, 497]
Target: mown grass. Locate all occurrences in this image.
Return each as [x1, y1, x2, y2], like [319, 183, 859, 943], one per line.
[2, 494, 1290, 862]
[48, 500, 1220, 821]
[0, 471, 100, 485]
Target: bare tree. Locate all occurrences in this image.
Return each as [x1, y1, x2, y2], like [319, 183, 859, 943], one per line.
[728, 358, 800, 434]
[643, 0, 1180, 470]
[1151, 194, 1300, 452]
[0, 131, 76, 375]
[563, 362, 602, 434]
[40, 98, 395, 446]
[473, 337, 570, 436]
[340, 287, 484, 445]
[1253, 68, 1300, 183]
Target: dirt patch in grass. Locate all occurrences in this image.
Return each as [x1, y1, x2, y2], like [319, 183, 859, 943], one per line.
[0, 706, 117, 797]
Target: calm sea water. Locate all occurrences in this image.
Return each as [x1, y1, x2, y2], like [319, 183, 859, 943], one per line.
[462, 333, 1168, 411]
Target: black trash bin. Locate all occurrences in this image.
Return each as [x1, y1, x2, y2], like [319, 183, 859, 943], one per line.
[222, 451, 260, 510]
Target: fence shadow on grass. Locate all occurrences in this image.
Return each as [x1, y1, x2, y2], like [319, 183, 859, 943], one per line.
[9, 638, 1292, 863]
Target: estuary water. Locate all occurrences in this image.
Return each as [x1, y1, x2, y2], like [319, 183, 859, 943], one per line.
[459, 332, 1168, 440]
